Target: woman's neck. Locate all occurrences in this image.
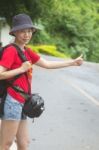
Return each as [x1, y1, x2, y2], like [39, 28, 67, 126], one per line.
[14, 41, 25, 50]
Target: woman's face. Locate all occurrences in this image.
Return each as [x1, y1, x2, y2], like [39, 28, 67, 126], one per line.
[14, 28, 35, 45]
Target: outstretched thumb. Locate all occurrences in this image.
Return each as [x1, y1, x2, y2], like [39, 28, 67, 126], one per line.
[79, 54, 83, 58]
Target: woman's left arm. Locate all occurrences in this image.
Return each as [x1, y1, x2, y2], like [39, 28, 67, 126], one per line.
[35, 55, 83, 69]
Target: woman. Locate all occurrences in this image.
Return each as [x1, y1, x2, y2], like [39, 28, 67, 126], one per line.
[0, 14, 83, 150]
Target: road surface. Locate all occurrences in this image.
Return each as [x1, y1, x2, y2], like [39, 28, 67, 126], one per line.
[11, 56, 99, 150]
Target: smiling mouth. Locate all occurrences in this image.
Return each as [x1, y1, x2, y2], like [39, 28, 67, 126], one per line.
[23, 39, 30, 41]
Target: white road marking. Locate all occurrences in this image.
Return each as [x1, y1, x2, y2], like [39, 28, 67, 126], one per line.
[62, 77, 99, 106]
[70, 82, 99, 106]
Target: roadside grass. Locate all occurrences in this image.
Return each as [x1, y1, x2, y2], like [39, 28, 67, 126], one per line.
[28, 45, 70, 58]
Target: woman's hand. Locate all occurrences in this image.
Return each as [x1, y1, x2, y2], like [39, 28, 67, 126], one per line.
[72, 54, 83, 66]
[0, 61, 32, 80]
[20, 61, 32, 72]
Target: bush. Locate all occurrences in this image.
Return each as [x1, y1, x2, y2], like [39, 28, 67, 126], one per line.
[32, 29, 53, 44]
[28, 44, 69, 58]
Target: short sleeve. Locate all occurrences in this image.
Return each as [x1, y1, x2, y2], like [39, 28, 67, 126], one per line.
[27, 48, 40, 64]
[0, 46, 17, 69]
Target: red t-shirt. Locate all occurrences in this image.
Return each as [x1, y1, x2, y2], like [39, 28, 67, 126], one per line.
[0, 45, 40, 103]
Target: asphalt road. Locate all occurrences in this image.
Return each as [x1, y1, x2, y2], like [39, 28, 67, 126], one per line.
[11, 56, 99, 150]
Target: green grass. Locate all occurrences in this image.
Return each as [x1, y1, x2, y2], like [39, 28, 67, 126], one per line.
[28, 44, 69, 58]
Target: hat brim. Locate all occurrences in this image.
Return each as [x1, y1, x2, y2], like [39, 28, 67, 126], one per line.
[9, 24, 41, 36]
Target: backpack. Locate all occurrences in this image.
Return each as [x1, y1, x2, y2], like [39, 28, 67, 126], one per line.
[0, 45, 11, 98]
[0, 45, 11, 116]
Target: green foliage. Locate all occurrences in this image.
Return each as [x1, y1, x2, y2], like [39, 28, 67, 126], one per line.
[0, 0, 54, 25]
[44, 0, 99, 62]
[28, 45, 68, 58]
[32, 29, 53, 44]
[0, 0, 99, 62]
[0, 0, 28, 25]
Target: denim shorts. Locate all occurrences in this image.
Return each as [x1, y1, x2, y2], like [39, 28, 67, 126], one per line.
[1, 94, 27, 120]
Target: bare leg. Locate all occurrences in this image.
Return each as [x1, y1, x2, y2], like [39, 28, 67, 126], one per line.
[0, 120, 1, 150]
[16, 120, 29, 150]
[0, 120, 20, 150]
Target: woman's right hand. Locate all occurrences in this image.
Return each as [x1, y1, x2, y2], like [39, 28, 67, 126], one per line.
[20, 61, 32, 72]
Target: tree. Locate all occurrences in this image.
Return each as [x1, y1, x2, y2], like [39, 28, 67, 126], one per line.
[0, 0, 99, 62]
[0, 0, 54, 25]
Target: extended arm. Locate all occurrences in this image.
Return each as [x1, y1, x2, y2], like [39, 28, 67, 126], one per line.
[0, 55, 83, 80]
[35, 55, 83, 69]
